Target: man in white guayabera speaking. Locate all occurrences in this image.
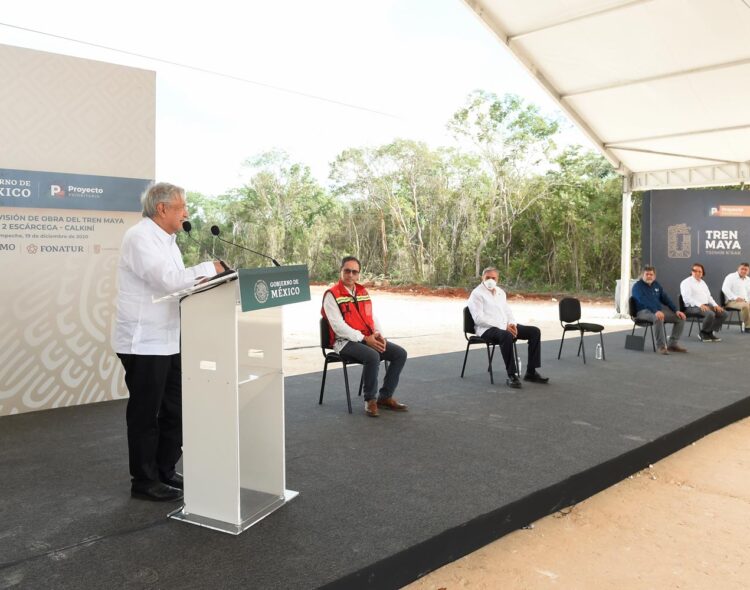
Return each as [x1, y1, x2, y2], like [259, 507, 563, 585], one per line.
[113, 182, 222, 502]
[467, 266, 549, 389]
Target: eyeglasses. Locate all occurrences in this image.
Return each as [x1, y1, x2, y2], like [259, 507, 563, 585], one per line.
[342, 268, 360, 275]
[691, 269, 703, 274]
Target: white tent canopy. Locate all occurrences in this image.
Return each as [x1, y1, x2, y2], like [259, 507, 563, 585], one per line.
[462, 0, 750, 311]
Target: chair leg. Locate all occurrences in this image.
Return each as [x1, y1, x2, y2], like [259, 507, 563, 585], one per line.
[357, 369, 364, 397]
[729, 310, 740, 331]
[579, 332, 586, 364]
[319, 359, 329, 405]
[513, 341, 520, 376]
[599, 332, 606, 361]
[460, 342, 471, 378]
[486, 344, 494, 385]
[342, 363, 353, 414]
[557, 331, 566, 359]
[645, 325, 655, 351]
[688, 319, 694, 337]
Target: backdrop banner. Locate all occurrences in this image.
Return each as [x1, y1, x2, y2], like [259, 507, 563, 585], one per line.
[0, 168, 149, 415]
[642, 189, 750, 303]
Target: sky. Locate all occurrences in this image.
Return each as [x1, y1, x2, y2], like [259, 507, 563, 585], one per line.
[1, 0, 593, 195]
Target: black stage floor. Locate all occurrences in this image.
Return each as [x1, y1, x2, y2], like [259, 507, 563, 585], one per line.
[2, 328, 750, 590]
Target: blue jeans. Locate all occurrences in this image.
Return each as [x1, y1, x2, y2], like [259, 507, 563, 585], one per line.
[339, 340, 407, 401]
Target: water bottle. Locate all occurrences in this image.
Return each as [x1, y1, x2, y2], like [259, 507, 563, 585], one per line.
[595, 343, 603, 360]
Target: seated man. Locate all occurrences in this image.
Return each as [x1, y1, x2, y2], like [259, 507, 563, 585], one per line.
[632, 265, 687, 354]
[679, 262, 728, 342]
[322, 256, 408, 418]
[467, 266, 548, 389]
[721, 262, 750, 332]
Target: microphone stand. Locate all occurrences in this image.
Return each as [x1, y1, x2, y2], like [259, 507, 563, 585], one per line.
[210, 225, 281, 267]
[182, 221, 231, 271]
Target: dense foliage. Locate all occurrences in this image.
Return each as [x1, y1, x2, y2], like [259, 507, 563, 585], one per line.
[179, 91, 639, 293]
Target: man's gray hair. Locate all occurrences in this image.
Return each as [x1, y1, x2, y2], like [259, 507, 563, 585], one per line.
[481, 266, 499, 276]
[141, 182, 184, 218]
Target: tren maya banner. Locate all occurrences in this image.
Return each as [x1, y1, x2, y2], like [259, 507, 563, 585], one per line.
[0, 169, 149, 414]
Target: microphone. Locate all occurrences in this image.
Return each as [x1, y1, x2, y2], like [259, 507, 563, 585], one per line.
[210, 225, 281, 267]
[182, 221, 231, 271]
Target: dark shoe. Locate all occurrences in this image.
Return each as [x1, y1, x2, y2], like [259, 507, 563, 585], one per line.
[131, 482, 183, 502]
[160, 472, 183, 489]
[377, 397, 408, 411]
[699, 331, 711, 342]
[506, 375, 523, 389]
[667, 343, 687, 353]
[365, 399, 379, 417]
[523, 371, 549, 384]
[658, 346, 670, 355]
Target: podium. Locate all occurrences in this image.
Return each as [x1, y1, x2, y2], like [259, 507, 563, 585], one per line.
[159, 265, 310, 534]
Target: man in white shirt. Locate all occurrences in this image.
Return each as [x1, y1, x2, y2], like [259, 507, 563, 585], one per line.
[721, 262, 750, 331]
[322, 256, 408, 417]
[467, 266, 548, 389]
[113, 182, 222, 501]
[679, 262, 728, 342]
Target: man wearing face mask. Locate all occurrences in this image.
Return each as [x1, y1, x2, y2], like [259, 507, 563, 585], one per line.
[468, 266, 549, 389]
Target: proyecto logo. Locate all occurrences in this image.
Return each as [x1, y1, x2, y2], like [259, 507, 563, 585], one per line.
[50, 184, 65, 198]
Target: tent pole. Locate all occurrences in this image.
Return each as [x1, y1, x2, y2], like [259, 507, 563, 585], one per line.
[618, 175, 632, 317]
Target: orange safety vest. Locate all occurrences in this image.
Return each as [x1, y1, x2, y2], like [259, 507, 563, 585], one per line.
[321, 280, 375, 343]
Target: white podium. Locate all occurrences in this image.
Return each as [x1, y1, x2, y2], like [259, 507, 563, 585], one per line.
[160, 266, 310, 535]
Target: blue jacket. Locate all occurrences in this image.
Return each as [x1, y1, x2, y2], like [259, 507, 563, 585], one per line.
[632, 279, 677, 313]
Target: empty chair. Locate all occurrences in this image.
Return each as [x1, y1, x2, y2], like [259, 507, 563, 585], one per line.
[628, 296, 657, 352]
[318, 317, 364, 414]
[460, 306, 518, 384]
[557, 297, 605, 363]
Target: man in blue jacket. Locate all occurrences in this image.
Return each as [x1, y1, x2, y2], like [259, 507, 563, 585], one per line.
[632, 265, 687, 354]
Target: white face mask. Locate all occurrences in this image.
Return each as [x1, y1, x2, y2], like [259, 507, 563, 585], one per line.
[483, 278, 497, 290]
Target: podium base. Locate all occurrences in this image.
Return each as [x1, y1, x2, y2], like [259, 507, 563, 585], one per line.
[168, 488, 299, 535]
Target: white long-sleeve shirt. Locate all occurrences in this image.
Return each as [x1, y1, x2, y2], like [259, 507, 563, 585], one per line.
[679, 275, 717, 308]
[721, 271, 750, 302]
[113, 217, 217, 355]
[323, 288, 383, 353]
[467, 283, 516, 336]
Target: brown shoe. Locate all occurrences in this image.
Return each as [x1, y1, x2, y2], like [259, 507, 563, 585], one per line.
[365, 400, 379, 417]
[667, 344, 687, 353]
[658, 346, 670, 355]
[377, 397, 408, 411]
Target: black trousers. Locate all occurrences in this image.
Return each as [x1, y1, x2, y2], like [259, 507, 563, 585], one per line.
[481, 325, 542, 376]
[117, 353, 182, 485]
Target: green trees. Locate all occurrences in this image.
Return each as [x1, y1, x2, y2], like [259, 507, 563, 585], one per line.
[511, 146, 629, 291]
[181, 92, 635, 294]
[448, 91, 560, 276]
